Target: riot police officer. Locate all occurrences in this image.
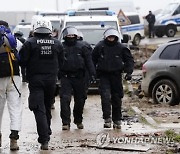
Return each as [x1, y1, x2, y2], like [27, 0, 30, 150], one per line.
[19, 17, 63, 150]
[92, 27, 134, 129]
[59, 26, 95, 130]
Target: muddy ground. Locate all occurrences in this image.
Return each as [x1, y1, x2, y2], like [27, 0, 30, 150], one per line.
[0, 81, 180, 154]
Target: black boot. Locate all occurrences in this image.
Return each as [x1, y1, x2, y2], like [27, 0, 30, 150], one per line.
[9, 130, 19, 151]
[40, 142, 49, 150]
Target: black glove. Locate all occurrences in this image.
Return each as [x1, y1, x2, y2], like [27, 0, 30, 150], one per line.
[125, 73, 132, 81]
[90, 75, 96, 84]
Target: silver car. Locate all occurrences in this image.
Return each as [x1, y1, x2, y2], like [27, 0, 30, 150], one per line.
[141, 40, 180, 105]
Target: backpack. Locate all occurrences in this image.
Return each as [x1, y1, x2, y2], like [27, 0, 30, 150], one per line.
[0, 25, 19, 77]
[0, 25, 17, 53]
[0, 25, 21, 97]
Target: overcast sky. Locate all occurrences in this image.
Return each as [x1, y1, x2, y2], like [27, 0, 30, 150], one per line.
[0, 0, 177, 15]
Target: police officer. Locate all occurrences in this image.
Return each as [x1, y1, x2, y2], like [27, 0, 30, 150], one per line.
[0, 20, 22, 151]
[92, 27, 134, 129]
[19, 17, 63, 150]
[145, 11, 156, 38]
[59, 26, 95, 130]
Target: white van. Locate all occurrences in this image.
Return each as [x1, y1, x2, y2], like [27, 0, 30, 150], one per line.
[154, 2, 180, 37]
[61, 10, 125, 46]
[121, 12, 145, 46]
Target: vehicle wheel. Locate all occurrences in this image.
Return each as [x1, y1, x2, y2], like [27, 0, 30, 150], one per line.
[165, 25, 176, 37]
[152, 79, 179, 105]
[155, 31, 164, 38]
[132, 34, 141, 46]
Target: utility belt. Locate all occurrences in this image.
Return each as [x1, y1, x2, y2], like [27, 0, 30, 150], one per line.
[62, 70, 85, 78]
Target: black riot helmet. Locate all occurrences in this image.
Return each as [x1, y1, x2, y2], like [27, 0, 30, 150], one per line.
[103, 27, 119, 40]
[62, 26, 78, 39]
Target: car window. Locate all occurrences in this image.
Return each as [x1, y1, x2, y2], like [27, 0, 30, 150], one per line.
[160, 44, 180, 60]
[173, 5, 180, 15]
[127, 15, 140, 24]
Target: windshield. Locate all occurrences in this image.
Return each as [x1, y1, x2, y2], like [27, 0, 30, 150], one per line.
[66, 21, 118, 29]
[59, 27, 106, 45]
[161, 3, 179, 15]
[51, 21, 61, 30]
[80, 28, 105, 45]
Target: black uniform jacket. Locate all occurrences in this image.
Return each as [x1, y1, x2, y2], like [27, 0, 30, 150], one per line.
[92, 40, 134, 74]
[19, 34, 64, 80]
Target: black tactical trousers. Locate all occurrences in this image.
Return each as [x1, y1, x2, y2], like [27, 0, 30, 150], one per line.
[60, 76, 86, 125]
[28, 75, 56, 144]
[99, 73, 123, 122]
[148, 23, 155, 38]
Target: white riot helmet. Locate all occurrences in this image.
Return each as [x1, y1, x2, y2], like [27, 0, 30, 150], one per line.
[62, 26, 78, 39]
[103, 27, 119, 40]
[32, 17, 52, 34]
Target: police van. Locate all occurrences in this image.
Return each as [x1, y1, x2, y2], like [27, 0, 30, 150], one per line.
[121, 12, 145, 46]
[154, 2, 180, 37]
[60, 10, 128, 46]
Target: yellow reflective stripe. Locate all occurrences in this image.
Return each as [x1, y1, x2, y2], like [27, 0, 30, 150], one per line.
[7, 52, 14, 77]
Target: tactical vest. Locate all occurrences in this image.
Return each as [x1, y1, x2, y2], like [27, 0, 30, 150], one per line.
[96, 42, 124, 72]
[61, 42, 85, 72]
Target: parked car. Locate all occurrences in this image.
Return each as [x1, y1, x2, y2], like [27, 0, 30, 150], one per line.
[154, 2, 180, 38]
[141, 39, 180, 105]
